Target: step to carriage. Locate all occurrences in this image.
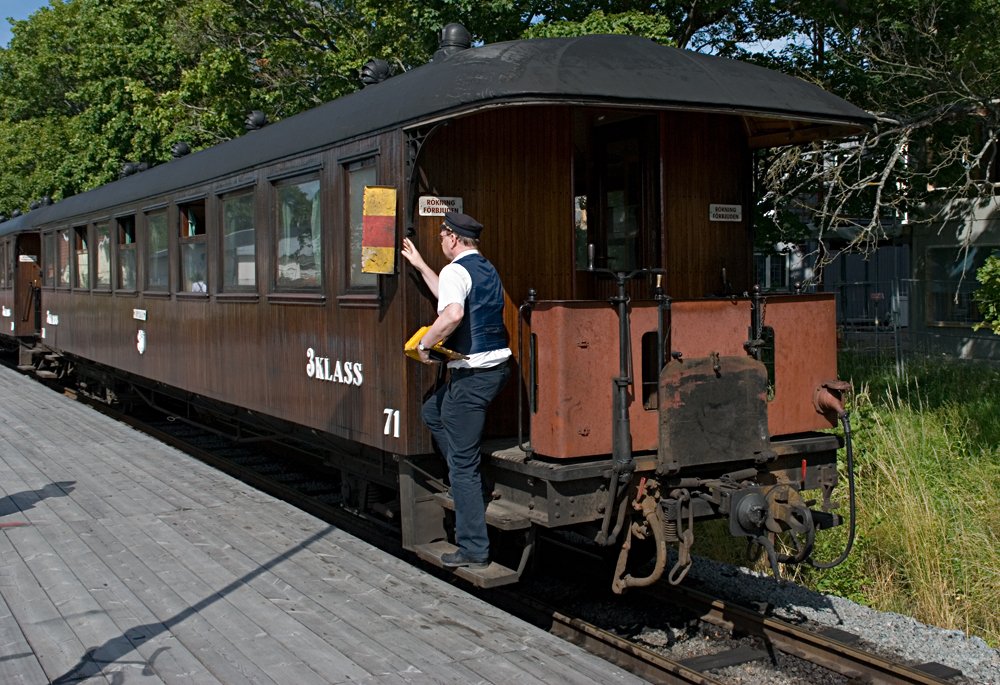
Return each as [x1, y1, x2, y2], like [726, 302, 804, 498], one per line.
[412, 540, 521, 588]
[412, 493, 532, 588]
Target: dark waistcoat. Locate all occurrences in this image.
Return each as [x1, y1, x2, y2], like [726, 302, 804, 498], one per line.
[448, 253, 508, 355]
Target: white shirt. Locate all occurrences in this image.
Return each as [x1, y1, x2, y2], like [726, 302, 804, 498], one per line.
[438, 250, 511, 369]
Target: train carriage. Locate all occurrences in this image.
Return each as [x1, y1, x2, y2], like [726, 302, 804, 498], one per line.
[0, 27, 872, 590]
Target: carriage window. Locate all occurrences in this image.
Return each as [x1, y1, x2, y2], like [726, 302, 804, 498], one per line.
[222, 191, 256, 290]
[603, 137, 641, 272]
[276, 176, 321, 289]
[179, 200, 207, 293]
[56, 229, 71, 288]
[574, 195, 589, 270]
[580, 117, 658, 274]
[146, 211, 168, 290]
[346, 159, 377, 289]
[74, 226, 89, 289]
[117, 216, 136, 290]
[42, 232, 56, 287]
[5, 240, 13, 288]
[2, 241, 10, 288]
[95, 222, 111, 289]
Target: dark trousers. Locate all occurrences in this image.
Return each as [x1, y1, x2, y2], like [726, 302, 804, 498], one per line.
[421, 362, 510, 561]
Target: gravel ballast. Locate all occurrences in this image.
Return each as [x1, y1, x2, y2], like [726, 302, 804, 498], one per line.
[683, 556, 1000, 684]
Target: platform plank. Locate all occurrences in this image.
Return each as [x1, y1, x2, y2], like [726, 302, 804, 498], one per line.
[42, 513, 224, 685]
[0, 560, 51, 685]
[0, 530, 114, 683]
[0, 364, 647, 685]
[66, 517, 280, 685]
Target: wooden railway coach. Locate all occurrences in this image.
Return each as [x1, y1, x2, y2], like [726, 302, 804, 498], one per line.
[0, 28, 873, 589]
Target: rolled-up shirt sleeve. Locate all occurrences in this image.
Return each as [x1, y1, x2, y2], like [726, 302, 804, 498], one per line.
[436, 261, 471, 314]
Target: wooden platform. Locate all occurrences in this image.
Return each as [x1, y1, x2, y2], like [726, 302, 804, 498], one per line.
[0, 364, 647, 684]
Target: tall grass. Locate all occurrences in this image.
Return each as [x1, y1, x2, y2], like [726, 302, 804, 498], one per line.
[694, 353, 1000, 646]
[804, 353, 1000, 646]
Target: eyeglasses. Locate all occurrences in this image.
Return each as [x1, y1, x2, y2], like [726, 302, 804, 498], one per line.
[438, 229, 454, 243]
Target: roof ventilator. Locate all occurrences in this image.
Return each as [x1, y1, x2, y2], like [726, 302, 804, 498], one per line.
[433, 23, 471, 61]
[120, 161, 149, 178]
[361, 59, 391, 86]
[245, 110, 268, 130]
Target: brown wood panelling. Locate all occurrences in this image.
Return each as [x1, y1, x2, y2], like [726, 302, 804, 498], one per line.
[15, 234, 41, 338]
[38, 130, 424, 456]
[411, 107, 575, 437]
[415, 107, 575, 305]
[0, 237, 13, 337]
[30, 105, 773, 462]
[662, 112, 753, 300]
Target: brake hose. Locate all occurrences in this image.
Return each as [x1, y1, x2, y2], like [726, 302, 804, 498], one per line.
[810, 411, 856, 568]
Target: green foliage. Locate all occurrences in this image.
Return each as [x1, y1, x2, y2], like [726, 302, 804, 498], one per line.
[973, 253, 1000, 334]
[524, 10, 675, 44]
[0, 0, 551, 213]
[0, 0, 190, 208]
[827, 353, 1000, 645]
[699, 353, 1000, 646]
[0, 118, 74, 211]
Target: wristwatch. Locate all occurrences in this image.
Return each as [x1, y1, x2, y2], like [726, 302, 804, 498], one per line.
[417, 341, 428, 352]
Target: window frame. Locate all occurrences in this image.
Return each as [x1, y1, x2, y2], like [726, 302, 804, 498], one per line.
[116, 214, 137, 292]
[178, 198, 208, 295]
[53, 228, 71, 289]
[219, 188, 258, 294]
[42, 231, 56, 288]
[585, 117, 660, 274]
[144, 209, 169, 292]
[93, 221, 112, 291]
[4, 238, 13, 289]
[273, 173, 323, 292]
[341, 154, 381, 301]
[73, 225, 90, 290]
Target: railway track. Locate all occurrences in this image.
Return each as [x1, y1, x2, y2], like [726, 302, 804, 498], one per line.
[494, 570, 966, 685]
[644, 584, 966, 684]
[56, 379, 965, 685]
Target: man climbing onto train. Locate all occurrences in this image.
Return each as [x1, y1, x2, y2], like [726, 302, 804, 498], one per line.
[400, 211, 511, 569]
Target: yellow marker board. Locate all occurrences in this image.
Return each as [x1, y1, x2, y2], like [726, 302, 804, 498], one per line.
[362, 186, 396, 274]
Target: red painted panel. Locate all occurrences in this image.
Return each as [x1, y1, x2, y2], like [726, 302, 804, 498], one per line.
[529, 296, 837, 459]
[530, 301, 655, 458]
[764, 294, 839, 434]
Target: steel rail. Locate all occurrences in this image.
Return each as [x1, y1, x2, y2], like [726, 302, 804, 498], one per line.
[658, 585, 960, 685]
[490, 592, 725, 685]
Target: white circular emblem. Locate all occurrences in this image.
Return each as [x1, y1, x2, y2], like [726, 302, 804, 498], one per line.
[136, 329, 146, 355]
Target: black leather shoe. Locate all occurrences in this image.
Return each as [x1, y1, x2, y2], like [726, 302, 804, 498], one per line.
[441, 550, 489, 569]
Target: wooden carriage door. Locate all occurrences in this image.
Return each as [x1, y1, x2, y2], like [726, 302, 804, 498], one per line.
[15, 233, 41, 336]
[575, 115, 660, 301]
[662, 112, 753, 300]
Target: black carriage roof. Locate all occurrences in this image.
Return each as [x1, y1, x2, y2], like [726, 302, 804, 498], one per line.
[2, 33, 873, 235]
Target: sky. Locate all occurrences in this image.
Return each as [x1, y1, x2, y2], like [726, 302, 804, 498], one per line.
[1, 0, 50, 47]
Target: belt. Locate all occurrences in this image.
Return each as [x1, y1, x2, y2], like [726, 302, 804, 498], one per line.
[450, 359, 509, 377]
